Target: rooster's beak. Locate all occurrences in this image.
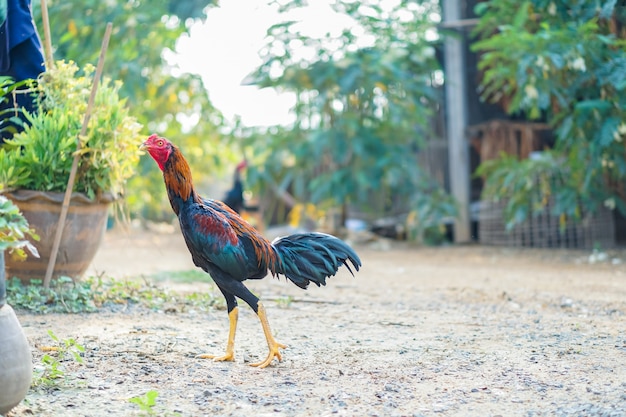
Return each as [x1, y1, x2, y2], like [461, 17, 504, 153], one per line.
[139, 142, 148, 150]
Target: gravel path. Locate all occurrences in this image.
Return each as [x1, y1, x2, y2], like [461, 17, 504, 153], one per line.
[6, 230, 626, 416]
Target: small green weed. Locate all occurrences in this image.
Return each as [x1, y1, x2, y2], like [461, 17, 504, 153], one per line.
[150, 269, 213, 284]
[6, 274, 223, 313]
[89, 275, 224, 311]
[129, 390, 181, 417]
[275, 295, 294, 309]
[89, 275, 171, 309]
[182, 290, 226, 311]
[7, 276, 97, 313]
[129, 390, 159, 416]
[32, 330, 85, 388]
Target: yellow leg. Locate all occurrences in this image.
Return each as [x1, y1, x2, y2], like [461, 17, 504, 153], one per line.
[196, 307, 238, 362]
[250, 302, 287, 368]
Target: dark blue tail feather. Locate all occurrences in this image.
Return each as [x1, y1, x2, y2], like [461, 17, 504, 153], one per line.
[271, 232, 361, 289]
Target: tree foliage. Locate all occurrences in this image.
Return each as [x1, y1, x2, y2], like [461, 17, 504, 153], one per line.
[244, 0, 456, 232]
[472, 0, 626, 227]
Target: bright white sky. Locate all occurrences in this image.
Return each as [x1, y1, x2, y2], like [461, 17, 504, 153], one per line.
[172, 0, 360, 127]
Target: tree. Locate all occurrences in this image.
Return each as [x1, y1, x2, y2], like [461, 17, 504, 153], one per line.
[472, 0, 626, 227]
[243, 0, 456, 236]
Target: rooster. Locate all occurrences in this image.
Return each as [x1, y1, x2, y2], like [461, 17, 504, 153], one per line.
[141, 134, 361, 368]
[222, 160, 247, 213]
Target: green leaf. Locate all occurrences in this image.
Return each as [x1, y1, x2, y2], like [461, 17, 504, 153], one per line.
[599, 116, 621, 147]
[512, 2, 530, 28]
[575, 99, 612, 112]
[473, 2, 489, 16]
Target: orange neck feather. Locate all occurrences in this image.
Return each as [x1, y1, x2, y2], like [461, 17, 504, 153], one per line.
[163, 147, 195, 203]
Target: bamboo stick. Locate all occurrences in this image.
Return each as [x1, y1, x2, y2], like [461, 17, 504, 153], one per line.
[43, 22, 113, 288]
[39, 0, 54, 69]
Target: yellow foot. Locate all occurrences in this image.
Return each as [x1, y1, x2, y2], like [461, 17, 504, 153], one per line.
[250, 341, 287, 368]
[195, 351, 234, 362]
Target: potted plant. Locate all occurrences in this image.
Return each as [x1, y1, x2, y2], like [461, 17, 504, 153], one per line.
[0, 60, 143, 282]
[0, 195, 39, 415]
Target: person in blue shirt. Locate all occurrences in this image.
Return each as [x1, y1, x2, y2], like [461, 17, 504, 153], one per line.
[0, 0, 46, 142]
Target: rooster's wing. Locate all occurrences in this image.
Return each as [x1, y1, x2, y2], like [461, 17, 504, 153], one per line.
[179, 199, 272, 281]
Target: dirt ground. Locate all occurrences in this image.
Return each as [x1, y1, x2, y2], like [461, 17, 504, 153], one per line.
[6, 228, 626, 417]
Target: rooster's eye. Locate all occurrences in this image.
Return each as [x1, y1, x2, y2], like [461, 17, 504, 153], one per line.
[157, 140, 164, 147]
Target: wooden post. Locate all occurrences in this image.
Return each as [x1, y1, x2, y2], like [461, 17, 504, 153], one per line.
[443, 0, 471, 243]
[43, 23, 113, 288]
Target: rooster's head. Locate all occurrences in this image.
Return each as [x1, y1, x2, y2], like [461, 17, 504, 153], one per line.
[141, 134, 174, 171]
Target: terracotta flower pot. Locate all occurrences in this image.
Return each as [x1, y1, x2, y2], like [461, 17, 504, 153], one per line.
[3, 190, 113, 283]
